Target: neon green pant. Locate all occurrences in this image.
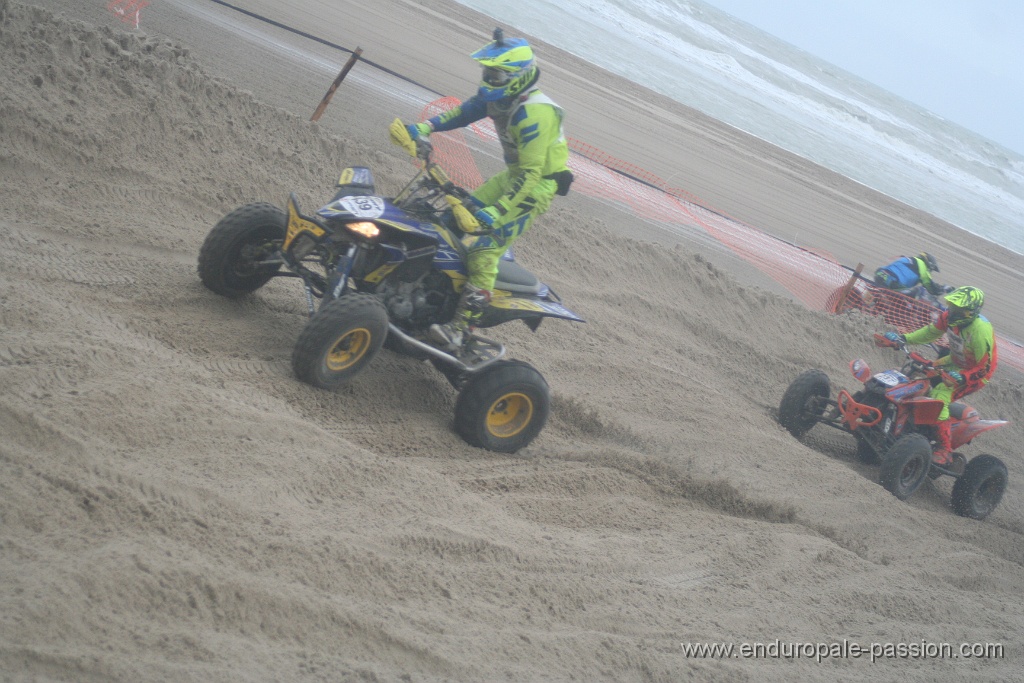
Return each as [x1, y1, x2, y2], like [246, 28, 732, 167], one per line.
[929, 376, 986, 421]
[466, 170, 557, 291]
[928, 382, 955, 421]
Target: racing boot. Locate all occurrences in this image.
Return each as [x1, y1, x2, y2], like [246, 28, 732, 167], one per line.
[931, 419, 954, 467]
[428, 283, 491, 352]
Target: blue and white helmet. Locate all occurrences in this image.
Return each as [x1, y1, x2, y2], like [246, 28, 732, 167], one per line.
[472, 29, 538, 102]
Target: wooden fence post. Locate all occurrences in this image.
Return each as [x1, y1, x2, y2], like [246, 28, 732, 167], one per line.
[831, 263, 865, 313]
[311, 48, 363, 122]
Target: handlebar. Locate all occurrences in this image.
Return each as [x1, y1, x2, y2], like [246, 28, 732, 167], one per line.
[388, 118, 499, 238]
[907, 350, 933, 367]
[444, 195, 497, 237]
[873, 333, 961, 384]
[902, 349, 942, 381]
[877, 335, 932, 366]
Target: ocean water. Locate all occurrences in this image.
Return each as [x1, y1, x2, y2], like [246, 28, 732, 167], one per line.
[454, 0, 1024, 255]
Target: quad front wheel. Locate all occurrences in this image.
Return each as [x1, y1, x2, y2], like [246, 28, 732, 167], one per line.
[879, 433, 932, 500]
[855, 435, 881, 465]
[292, 294, 389, 390]
[778, 370, 830, 438]
[454, 360, 549, 453]
[198, 202, 285, 296]
[951, 454, 1007, 520]
[852, 391, 887, 464]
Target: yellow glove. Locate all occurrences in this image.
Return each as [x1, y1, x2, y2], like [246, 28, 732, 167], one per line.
[388, 118, 417, 156]
[445, 196, 482, 233]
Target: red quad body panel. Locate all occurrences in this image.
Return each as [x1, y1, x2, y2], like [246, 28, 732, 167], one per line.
[841, 368, 1009, 447]
[949, 403, 1008, 449]
[901, 397, 945, 425]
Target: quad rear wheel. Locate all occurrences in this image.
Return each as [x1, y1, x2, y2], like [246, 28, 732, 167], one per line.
[951, 454, 1007, 520]
[292, 294, 389, 390]
[778, 370, 830, 438]
[879, 433, 932, 500]
[198, 202, 285, 296]
[454, 361, 549, 453]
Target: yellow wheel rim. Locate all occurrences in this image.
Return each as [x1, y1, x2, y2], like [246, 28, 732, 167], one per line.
[326, 328, 371, 371]
[486, 392, 534, 438]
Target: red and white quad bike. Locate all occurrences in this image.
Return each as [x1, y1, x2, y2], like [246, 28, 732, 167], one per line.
[778, 334, 1009, 520]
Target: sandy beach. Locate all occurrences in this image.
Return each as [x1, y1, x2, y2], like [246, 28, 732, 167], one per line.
[2, 0, 1022, 680]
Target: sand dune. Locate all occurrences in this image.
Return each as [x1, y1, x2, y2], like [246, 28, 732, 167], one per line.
[1, 1, 1022, 680]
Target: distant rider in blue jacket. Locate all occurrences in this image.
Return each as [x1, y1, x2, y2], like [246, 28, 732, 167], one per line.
[873, 252, 944, 295]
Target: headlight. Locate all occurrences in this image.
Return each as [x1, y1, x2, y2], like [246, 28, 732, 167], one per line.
[346, 221, 380, 240]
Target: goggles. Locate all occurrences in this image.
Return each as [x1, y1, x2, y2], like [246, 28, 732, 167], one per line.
[482, 67, 513, 87]
[947, 304, 973, 321]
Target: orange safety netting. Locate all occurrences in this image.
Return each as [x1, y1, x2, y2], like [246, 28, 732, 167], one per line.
[418, 98, 1024, 374]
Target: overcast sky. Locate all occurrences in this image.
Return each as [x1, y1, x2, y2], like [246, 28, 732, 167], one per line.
[704, 0, 1024, 156]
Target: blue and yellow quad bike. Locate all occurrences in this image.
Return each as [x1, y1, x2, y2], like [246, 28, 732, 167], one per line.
[197, 119, 584, 452]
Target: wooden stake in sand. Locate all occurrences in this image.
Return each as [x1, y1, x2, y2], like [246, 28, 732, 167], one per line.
[311, 48, 364, 122]
[832, 263, 865, 313]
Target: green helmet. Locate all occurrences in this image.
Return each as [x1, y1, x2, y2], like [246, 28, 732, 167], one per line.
[944, 286, 984, 327]
[472, 28, 538, 102]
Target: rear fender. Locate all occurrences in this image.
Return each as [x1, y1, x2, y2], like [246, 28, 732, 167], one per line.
[478, 295, 585, 329]
[950, 419, 1009, 450]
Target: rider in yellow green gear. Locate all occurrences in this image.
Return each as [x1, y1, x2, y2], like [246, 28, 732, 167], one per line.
[885, 286, 997, 466]
[404, 29, 572, 351]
